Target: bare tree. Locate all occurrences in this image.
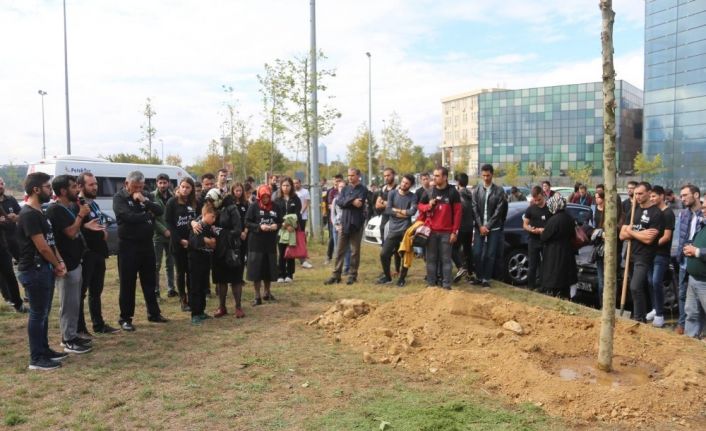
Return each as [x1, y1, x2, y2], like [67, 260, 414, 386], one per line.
[597, 0, 618, 372]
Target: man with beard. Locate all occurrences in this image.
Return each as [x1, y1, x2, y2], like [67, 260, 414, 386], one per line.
[377, 174, 416, 286]
[151, 174, 176, 299]
[675, 184, 703, 334]
[113, 171, 168, 331]
[46, 175, 93, 353]
[76, 172, 119, 335]
[17, 172, 68, 369]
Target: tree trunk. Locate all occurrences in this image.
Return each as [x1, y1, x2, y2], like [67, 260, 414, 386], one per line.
[597, 0, 618, 372]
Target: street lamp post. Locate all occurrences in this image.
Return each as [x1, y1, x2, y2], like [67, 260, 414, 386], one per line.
[366, 52, 372, 185]
[38, 90, 47, 159]
[63, 0, 72, 155]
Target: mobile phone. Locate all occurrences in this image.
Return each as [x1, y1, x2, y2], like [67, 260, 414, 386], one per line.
[79, 197, 86, 205]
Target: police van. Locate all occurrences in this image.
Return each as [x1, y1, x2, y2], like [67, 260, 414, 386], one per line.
[26, 155, 192, 218]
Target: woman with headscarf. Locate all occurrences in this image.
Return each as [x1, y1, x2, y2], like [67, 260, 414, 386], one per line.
[245, 185, 281, 306]
[540, 194, 578, 299]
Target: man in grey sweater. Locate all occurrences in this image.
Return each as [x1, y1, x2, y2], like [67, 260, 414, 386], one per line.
[377, 174, 417, 286]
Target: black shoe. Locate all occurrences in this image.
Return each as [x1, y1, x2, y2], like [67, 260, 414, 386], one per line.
[62, 337, 92, 347]
[148, 315, 169, 323]
[453, 268, 468, 283]
[396, 278, 407, 287]
[263, 293, 276, 301]
[64, 341, 92, 354]
[94, 325, 120, 334]
[120, 321, 136, 332]
[375, 276, 392, 285]
[252, 297, 263, 306]
[481, 281, 491, 288]
[77, 330, 93, 340]
[470, 277, 483, 286]
[29, 357, 61, 370]
[167, 290, 179, 298]
[14, 304, 29, 313]
[47, 349, 69, 362]
[324, 277, 341, 285]
[346, 276, 357, 285]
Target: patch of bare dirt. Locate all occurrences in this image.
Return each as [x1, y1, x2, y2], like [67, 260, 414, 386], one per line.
[310, 289, 706, 428]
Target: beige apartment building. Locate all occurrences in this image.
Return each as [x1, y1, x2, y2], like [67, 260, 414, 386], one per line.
[441, 88, 501, 176]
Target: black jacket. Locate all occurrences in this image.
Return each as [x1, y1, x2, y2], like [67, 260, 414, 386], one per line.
[458, 187, 475, 233]
[113, 188, 163, 242]
[339, 183, 368, 234]
[471, 183, 508, 230]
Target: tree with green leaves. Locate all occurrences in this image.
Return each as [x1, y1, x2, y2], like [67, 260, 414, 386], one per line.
[257, 60, 291, 175]
[347, 124, 378, 183]
[139, 98, 160, 163]
[526, 162, 549, 187]
[503, 162, 520, 186]
[101, 153, 150, 164]
[567, 164, 593, 187]
[380, 112, 415, 174]
[221, 85, 253, 179]
[633, 152, 665, 180]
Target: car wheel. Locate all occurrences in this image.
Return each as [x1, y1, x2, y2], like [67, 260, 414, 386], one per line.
[505, 248, 529, 285]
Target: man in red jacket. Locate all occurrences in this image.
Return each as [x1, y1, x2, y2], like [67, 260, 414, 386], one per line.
[418, 167, 461, 289]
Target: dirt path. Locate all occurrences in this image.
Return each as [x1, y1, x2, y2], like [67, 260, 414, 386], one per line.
[313, 288, 706, 429]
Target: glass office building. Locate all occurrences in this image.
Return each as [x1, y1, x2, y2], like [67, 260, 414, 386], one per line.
[477, 81, 643, 177]
[644, 0, 706, 187]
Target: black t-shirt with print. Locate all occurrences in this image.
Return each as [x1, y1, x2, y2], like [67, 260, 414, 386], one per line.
[46, 203, 85, 271]
[657, 207, 676, 256]
[17, 205, 56, 271]
[523, 204, 552, 241]
[75, 201, 109, 258]
[624, 204, 663, 261]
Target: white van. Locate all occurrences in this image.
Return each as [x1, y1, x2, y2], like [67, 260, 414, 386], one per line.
[26, 155, 192, 217]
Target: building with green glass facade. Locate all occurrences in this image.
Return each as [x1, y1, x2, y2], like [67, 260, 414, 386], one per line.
[476, 81, 643, 177]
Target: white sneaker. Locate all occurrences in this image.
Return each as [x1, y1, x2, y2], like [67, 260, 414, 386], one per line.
[284, 277, 293, 283]
[646, 309, 656, 321]
[276, 278, 285, 283]
[301, 261, 313, 269]
[652, 315, 665, 328]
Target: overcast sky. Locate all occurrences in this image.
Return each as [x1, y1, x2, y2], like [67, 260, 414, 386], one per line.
[1, 0, 645, 166]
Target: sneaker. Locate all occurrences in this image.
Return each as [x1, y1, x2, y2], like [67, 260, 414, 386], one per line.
[64, 341, 92, 354]
[263, 293, 276, 301]
[147, 315, 169, 323]
[167, 290, 179, 298]
[213, 307, 227, 318]
[375, 276, 392, 285]
[252, 297, 263, 306]
[301, 261, 313, 269]
[94, 325, 120, 334]
[61, 337, 92, 348]
[181, 302, 191, 312]
[47, 349, 69, 362]
[396, 278, 407, 287]
[470, 277, 483, 286]
[324, 277, 341, 285]
[191, 316, 203, 325]
[646, 309, 656, 321]
[346, 276, 357, 285]
[235, 308, 245, 318]
[29, 358, 61, 370]
[199, 313, 211, 320]
[453, 268, 468, 283]
[77, 330, 93, 340]
[277, 278, 285, 283]
[652, 315, 665, 328]
[481, 281, 491, 288]
[284, 277, 293, 283]
[121, 321, 136, 332]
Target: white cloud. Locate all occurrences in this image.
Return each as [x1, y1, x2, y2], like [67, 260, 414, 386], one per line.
[0, 0, 645, 169]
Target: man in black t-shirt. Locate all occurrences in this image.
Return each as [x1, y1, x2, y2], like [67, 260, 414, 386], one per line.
[523, 186, 552, 291]
[0, 177, 22, 259]
[620, 182, 664, 322]
[76, 172, 119, 335]
[46, 175, 93, 354]
[646, 186, 675, 328]
[17, 172, 68, 370]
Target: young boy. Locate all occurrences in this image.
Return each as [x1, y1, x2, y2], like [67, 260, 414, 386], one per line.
[188, 203, 220, 325]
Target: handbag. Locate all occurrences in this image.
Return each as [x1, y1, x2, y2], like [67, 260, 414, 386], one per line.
[222, 234, 242, 268]
[572, 224, 590, 250]
[284, 230, 308, 259]
[412, 224, 432, 248]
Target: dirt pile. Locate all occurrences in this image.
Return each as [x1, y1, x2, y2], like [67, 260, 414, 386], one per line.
[313, 289, 706, 428]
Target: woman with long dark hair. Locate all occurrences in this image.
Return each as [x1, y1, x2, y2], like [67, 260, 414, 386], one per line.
[274, 177, 301, 283]
[245, 185, 281, 305]
[212, 186, 244, 318]
[165, 177, 196, 312]
[540, 195, 578, 299]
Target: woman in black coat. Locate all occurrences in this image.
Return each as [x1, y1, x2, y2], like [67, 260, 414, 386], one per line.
[540, 195, 578, 299]
[210, 188, 243, 319]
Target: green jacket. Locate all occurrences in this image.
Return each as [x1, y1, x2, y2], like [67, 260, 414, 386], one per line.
[278, 213, 298, 246]
[686, 225, 706, 281]
[151, 189, 173, 242]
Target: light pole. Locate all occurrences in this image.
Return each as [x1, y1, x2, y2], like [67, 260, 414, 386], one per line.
[366, 52, 372, 185]
[309, 0, 322, 242]
[38, 90, 47, 159]
[63, 0, 72, 155]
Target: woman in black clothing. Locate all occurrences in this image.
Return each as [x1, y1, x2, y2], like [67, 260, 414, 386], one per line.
[231, 183, 250, 272]
[540, 195, 578, 299]
[0, 205, 25, 312]
[245, 185, 281, 305]
[274, 177, 301, 283]
[165, 177, 196, 312]
[212, 187, 244, 318]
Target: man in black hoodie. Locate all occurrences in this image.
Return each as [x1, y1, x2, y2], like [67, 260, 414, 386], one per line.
[452, 173, 474, 283]
[113, 171, 168, 331]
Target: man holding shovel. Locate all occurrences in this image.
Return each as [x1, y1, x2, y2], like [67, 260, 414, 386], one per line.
[619, 182, 664, 322]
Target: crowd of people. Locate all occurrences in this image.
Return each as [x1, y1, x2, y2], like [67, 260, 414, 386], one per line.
[3, 165, 706, 371]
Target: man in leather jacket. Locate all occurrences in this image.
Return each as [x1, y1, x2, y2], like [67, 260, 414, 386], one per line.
[470, 164, 507, 287]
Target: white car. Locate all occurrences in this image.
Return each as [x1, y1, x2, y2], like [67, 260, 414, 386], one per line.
[364, 215, 383, 245]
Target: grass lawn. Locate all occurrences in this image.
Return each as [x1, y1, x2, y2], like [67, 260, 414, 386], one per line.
[0, 240, 575, 430]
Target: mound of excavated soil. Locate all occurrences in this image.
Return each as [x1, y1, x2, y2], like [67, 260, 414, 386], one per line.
[310, 289, 706, 428]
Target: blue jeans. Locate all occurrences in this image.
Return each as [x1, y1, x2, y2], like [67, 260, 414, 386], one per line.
[648, 254, 669, 317]
[679, 265, 689, 327]
[685, 276, 706, 338]
[473, 228, 503, 282]
[18, 264, 55, 362]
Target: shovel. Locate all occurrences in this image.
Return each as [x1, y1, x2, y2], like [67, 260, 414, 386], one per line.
[618, 197, 638, 317]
